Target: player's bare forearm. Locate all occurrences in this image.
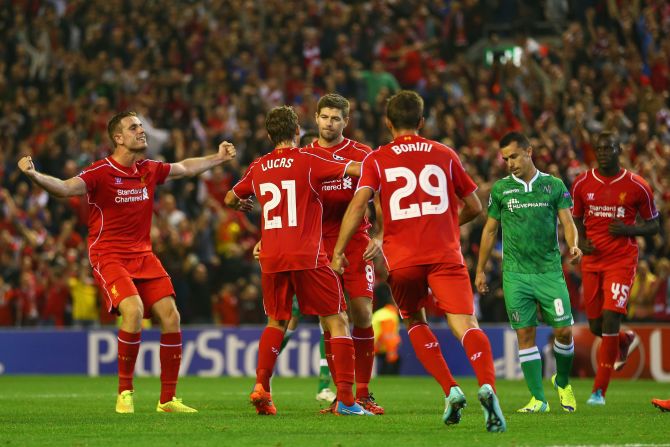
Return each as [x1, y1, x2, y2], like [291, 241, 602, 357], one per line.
[476, 217, 499, 274]
[334, 188, 371, 257]
[345, 161, 361, 178]
[612, 217, 660, 237]
[558, 208, 579, 249]
[27, 172, 84, 197]
[459, 192, 482, 225]
[224, 190, 240, 209]
[169, 141, 236, 179]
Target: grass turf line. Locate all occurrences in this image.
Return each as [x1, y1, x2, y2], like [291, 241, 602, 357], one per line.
[0, 376, 668, 447]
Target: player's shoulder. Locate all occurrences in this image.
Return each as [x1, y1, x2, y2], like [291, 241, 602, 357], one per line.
[347, 138, 373, 154]
[79, 158, 111, 176]
[492, 175, 514, 191]
[571, 169, 592, 189]
[626, 170, 651, 186]
[540, 172, 566, 186]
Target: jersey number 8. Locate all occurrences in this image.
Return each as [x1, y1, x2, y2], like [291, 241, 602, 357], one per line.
[385, 164, 449, 221]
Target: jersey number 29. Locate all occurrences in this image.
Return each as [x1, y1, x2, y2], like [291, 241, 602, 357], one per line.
[385, 165, 449, 221]
[260, 180, 297, 229]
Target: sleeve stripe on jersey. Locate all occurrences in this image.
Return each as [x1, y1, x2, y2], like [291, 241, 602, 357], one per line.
[235, 158, 262, 187]
[355, 185, 376, 194]
[78, 163, 109, 177]
[629, 174, 659, 219]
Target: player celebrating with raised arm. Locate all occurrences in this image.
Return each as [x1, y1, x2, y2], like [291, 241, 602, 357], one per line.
[331, 91, 506, 432]
[224, 106, 372, 417]
[18, 111, 237, 413]
[475, 132, 581, 414]
[571, 132, 659, 405]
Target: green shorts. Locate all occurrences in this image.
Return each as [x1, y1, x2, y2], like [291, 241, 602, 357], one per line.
[502, 271, 573, 329]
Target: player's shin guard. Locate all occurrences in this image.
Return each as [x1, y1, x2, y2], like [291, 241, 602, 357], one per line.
[330, 336, 356, 406]
[118, 330, 141, 394]
[461, 328, 496, 391]
[159, 332, 182, 404]
[519, 346, 545, 402]
[352, 326, 375, 398]
[553, 339, 574, 388]
[324, 331, 337, 383]
[593, 333, 619, 395]
[256, 326, 285, 392]
[408, 323, 457, 395]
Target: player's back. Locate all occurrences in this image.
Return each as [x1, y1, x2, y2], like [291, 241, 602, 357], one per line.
[362, 135, 477, 270]
[234, 147, 348, 273]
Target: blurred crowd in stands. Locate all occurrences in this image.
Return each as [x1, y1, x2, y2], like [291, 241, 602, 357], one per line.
[0, 0, 669, 327]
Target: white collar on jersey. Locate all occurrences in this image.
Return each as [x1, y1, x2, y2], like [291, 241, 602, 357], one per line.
[511, 169, 543, 192]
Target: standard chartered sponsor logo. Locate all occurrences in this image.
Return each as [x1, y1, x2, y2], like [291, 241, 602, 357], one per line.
[587, 205, 625, 218]
[507, 198, 550, 213]
[115, 187, 149, 203]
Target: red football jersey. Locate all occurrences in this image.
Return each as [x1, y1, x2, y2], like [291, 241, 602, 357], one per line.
[305, 138, 372, 238]
[358, 134, 477, 271]
[232, 147, 349, 273]
[571, 168, 658, 271]
[77, 157, 171, 260]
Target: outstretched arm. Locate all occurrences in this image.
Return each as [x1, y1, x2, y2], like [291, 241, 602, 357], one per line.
[18, 156, 86, 197]
[459, 191, 483, 226]
[332, 187, 373, 273]
[475, 217, 499, 294]
[167, 141, 236, 180]
[558, 208, 583, 264]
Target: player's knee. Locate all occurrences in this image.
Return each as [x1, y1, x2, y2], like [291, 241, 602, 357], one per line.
[160, 307, 181, 331]
[121, 306, 144, 330]
[553, 326, 573, 345]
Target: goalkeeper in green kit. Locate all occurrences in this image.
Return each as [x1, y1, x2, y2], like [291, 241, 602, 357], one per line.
[476, 132, 582, 413]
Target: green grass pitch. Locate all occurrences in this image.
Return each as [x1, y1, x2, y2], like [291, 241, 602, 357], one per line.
[0, 376, 668, 446]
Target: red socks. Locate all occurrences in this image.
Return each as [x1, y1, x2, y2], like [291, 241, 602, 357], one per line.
[330, 336, 356, 406]
[408, 323, 457, 395]
[352, 326, 375, 398]
[593, 333, 619, 395]
[117, 330, 141, 394]
[256, 326, 285, 392]
[461, 328, 496, 391]
[159, 332, 182, 404]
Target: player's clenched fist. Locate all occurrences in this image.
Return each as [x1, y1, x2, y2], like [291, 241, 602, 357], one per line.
[18, 156, 36, 174]
[218, 141, 236, 162]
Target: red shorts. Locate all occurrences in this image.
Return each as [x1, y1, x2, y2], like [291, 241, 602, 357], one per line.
[582, 267, 635, 319]
[92, 253, 175, 318]
[387, 263, 474, 319]
[323, 234, 374, 300]
[261, 266, 347, 320]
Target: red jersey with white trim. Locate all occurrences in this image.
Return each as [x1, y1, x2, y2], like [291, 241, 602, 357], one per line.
[232, 147, 349, 273]
[77, 157, 171, 260]
[305, 138, 373, 238]
[571, 168, 658, 271]
[358, 134, 477, 271]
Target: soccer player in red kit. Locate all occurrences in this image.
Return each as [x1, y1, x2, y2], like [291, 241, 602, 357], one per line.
[331, 91, 506, 432]
[18, 111, 237, 413]
[571, 132, 659, 405]
[224, 105, 373, 416]
[304, 93, 384, 413]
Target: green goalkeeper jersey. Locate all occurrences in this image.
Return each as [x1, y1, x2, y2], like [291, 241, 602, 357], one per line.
[488, 171, 573, 274]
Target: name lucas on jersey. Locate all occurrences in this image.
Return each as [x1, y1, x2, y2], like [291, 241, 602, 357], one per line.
[391, 142, 433, 154]
[261, 158, 294, 171]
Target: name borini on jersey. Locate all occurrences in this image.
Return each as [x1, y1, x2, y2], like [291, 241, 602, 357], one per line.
[391, 142, 433, 154]
[261, 158, 294, 171]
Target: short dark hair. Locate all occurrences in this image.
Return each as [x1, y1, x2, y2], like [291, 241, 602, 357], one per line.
[386, 90, 423, 130]
[266, 106, 298, 146]
[499, 132, 530, 150]
[317, 93, 350, 118]
[299, 130, 319, 147]
[107, 111, 137, 146]
[596, 131, 619, 145]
